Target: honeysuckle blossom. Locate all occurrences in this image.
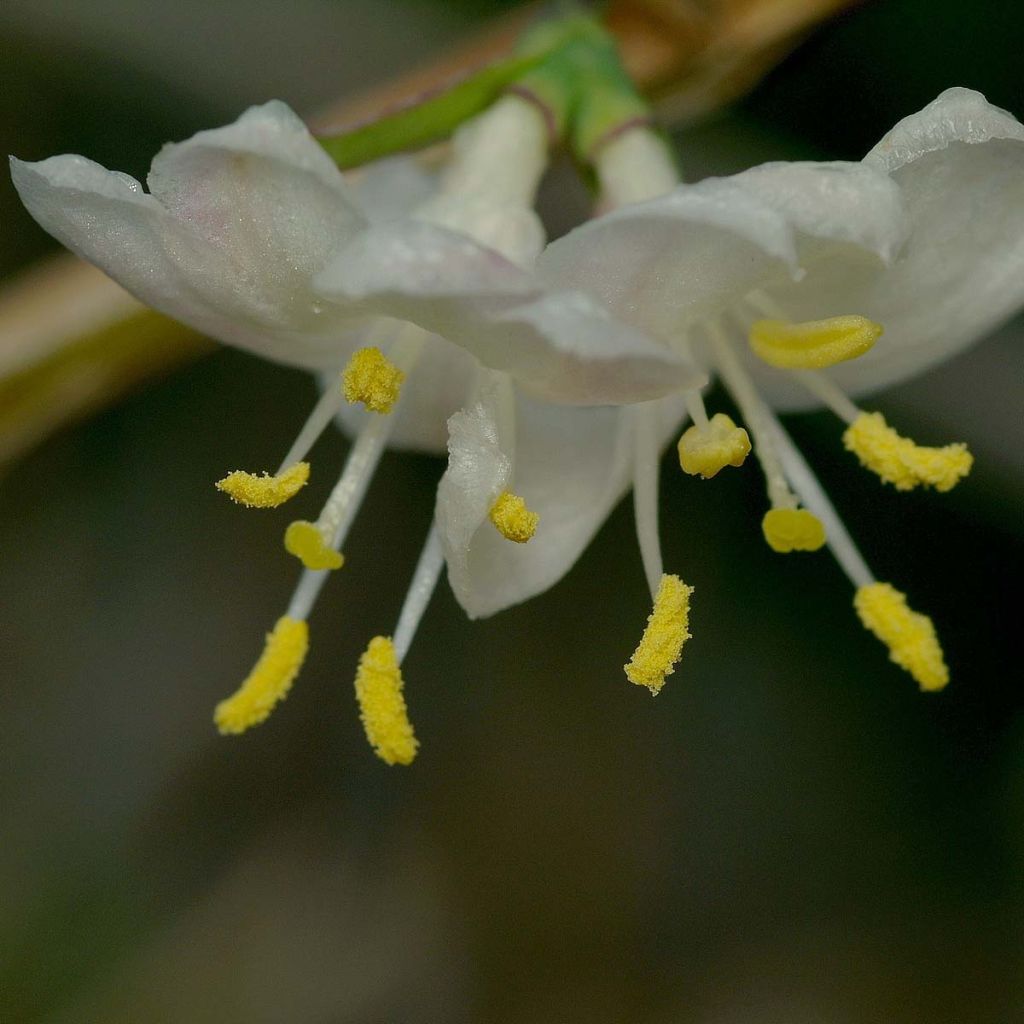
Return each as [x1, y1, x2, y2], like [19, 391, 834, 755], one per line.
[317, 87, 1024, 703]
[12, 46, 1023, 768]
[11, 87, 703, 762]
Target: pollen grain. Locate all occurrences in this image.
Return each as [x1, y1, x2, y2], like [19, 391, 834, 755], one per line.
[284, 520, 344, 571]
[214, 616, 309, 734]
[677, 413, 751, 478]
[844, 412, 972, 492]
[489, 491, 539, 543]
[854, 582, 948, 691]
[762, 507, 826, 553]
[750, 315, 882, 369]
[342, 346, 405, 414]
[215, 462, 310, 508]
[354, 636, 419, 765]
[625, 574, 694, 695]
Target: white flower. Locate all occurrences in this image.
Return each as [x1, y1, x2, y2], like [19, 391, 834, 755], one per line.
[331, 88, 1024, 699]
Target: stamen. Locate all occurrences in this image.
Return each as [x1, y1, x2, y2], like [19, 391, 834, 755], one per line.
[216, 462, 310, 509]
[762, 507, 826, 552]
[763, 409, 873, 589]
[711, 322, 824, 549]
[213, 616, 309, 734]
[624, 574, 694, 695]
[749, 315, 883, 369]
[677, 412, 751, 479]
[843, 412, 973, 492]
[489, 491, 539, 543]
[351, 524, 443, 764]
[342, 346, 405, 414]
[284, 330, 425, 607]
[354, 636, 419, 765]
[215, 374, 347, 509]
[284, 520, 344, 570]
[796, 372, 973, 492]
[854, 582, 949, 691]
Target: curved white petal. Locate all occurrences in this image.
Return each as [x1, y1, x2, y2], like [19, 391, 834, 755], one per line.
[11, 102, 370, 371]
[315, 220, 703, 404]
[538, 165, 908, 349]
[864, 87, 1024, 173]
[726, 160, 908, 263]
[345, 155, 439, 223]
[537, 177, 799, 343]
[749, 91, 1024, 406]
[437, 385, 686, 619]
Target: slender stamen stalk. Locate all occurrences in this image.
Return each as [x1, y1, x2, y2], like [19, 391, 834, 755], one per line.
[684, 388, 710, 432]
[275, 375, 345, 474]
[763, 408, 874, 589]
[286, 329, 424, 621]
[632, 402, 666, 599]
[710, 321, 796, 510]
[796, 370, 861, 425]
[393, 522, 445, 663]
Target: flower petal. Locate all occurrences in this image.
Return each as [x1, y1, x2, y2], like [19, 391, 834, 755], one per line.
[11, 103, 370, 371]
[437, 382, 686, 619]
[726, 160, 908, 264]
[536, 177, 800, 343]
[751, 90, 1024, 406]
[864, 87, 1024, 173]
[539, 164, 908, 352]
[315, 220, 702, 404]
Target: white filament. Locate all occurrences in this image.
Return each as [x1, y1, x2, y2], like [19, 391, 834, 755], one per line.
[393, 522, 446, 664]
[764, 409, 874, 589]
[796, 370, 861, 425]
[275, 376, 345, 474]
[632, 403, 665, 600]
[710, 321, 796, 510]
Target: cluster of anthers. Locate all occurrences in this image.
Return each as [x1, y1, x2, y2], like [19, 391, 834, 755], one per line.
[11, 11, 1024, 765]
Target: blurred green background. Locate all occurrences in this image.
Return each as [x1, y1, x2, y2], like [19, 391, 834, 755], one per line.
[1, 1, 1022, 1021]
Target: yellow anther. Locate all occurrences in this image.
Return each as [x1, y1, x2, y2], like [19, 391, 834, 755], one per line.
[677, 412, 751, 479]
[284, 520, 344, 571]
[749, 315, 882, 369]
[488, 491, 539, 543]
[354, 636, 419, 765]
[843, 411, 973, 492]
[624, 574, 694, 695]
[342, 346, 404, 414]
[854, 582, 949, 691]
[762, 507, 826, 553]
[215, 461, 310, 508]
[214, 616, 309, 735]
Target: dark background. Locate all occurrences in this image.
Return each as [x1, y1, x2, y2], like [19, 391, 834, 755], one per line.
[1, 1, 1021, 1021]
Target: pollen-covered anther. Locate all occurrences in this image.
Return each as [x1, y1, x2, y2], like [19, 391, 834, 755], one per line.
[215, 461, 310, 508]
[854, 582, 949, 691]
[677, 413, 751, 479]
[762, 507, 826, 553]
[488, 491, 539, 543]
[214, 616, 309, 735]
[749, 315, 883, 369]
[625, 574, 694, 695]
[843, 412, 973, 492]
[354, 636, 419, 765]
[342, 346, 405, 414]
[284, 520, 344, 571]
